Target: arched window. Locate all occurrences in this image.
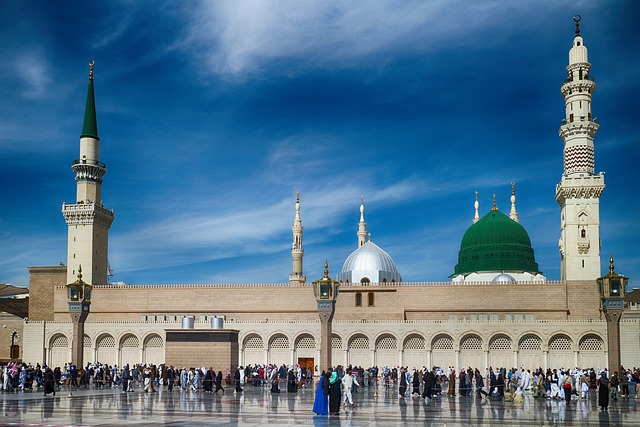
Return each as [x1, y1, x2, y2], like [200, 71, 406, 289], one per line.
[355, 292, 362, 307]
[367, 292, 375, 307]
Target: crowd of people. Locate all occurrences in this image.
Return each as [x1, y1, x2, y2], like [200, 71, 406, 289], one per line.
[311, 364, 640, 416]
[4, 359, 640, 416]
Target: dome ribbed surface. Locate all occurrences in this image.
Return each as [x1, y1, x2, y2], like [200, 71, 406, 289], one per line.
[453, 209, 540, 276]
[338, 241, 401, 283]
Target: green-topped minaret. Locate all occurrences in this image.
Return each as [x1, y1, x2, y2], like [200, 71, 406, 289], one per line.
[80, 61, 99, 140]
[62, 61, 114, 285]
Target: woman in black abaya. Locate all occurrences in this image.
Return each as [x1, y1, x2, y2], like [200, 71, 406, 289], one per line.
[598, 372, 609, 411]
[328, 371, 342, 416]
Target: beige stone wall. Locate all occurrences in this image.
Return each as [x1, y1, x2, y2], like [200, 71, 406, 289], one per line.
[28, 266, 66, 321]
[165, 330, 238, 376]
[23, 317, 640, 372]
[45, 280, 600, 323]
[0, 316, 24, 361]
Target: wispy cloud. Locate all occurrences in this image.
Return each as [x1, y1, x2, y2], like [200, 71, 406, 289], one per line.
[179, 0, 552, 77]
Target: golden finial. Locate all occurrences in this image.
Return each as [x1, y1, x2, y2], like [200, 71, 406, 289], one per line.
[296, 191, 300, 203]
[492, 193, 497, 210]
[475, 191, 478, 201]
[574, 15, 581, 36]
[511, 182, 515, 195]
[324, 260, 329, 278]
[88, 61, 95, 80]
[609, 253, 615, 274]
[77, 265, 83, 281]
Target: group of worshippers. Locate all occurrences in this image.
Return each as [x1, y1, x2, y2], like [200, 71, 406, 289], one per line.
[313, 367, 361, 416]
[173, 367, 225, 393]
[1, 362, 61, 395]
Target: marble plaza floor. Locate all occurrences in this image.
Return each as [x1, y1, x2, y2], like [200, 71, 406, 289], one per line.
[1, 382, 639, 426]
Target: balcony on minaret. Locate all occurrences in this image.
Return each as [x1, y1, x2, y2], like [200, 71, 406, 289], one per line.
[62, 202, 114, 227]
[72, 158, 107, 183]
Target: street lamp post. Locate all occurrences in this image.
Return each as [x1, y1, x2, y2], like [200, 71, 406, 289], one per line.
[312, 261, 339, 375]
[66, 266, 93, 371]
[597, 255, 629, 375]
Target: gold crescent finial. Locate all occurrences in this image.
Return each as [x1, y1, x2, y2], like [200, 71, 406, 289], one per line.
[511, 182, 515, 195]
[492, 193, 497, 210]
[89, 61, 95, 80]
[573, 15, 581, 36]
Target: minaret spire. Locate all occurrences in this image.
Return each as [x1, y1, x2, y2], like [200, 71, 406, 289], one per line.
[509, 182, 519, 223]
[473, 191, 480, 223]
[62, 62, 114, 285]
[289, 191, 306, 285]
[81, 61, 99, 140]
[556, 17, 605, 281]
[492, 193, 497, 211]
[357, 196, 368, 247]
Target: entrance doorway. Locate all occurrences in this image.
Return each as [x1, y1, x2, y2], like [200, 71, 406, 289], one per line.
[298, 357, 314, 379]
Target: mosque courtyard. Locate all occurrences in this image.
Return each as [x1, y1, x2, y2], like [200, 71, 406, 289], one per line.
[1, 381, 638, 426]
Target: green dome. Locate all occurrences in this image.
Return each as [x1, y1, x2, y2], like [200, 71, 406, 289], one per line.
[453, 209, 541, 276]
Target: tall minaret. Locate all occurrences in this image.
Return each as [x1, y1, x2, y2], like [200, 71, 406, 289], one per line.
[289, 192, 306, 284]
[509, 183, 519, 223]
[555, 16, 605, 282]
[62, 62, 115, 285]
[357, 196, 368, 247]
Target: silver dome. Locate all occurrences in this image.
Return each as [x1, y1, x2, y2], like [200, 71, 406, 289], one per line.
[337, 241, 402, 284]
[492, 273, 517, 284]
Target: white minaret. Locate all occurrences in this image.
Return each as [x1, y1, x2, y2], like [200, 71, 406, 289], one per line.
[62, 62, 115, 285]
[289, 192, 306, 284]
[357, 196, 368, 247]
[555, 16, 605, 282]
[509, 183, 519, 223]
[473, 191, 480, 223]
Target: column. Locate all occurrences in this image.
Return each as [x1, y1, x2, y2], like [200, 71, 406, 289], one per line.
[344, 349, 348, 367]
[371, 349, 376, 368]
[455, 350, 460, 370]
[543, 350, 549, 370]
[574, 350, 579, 368]
[399, 349, 404, 367]
[426, 349, 432, 369]
[291, 349, 295, 366]
[484, 350, 489, 370]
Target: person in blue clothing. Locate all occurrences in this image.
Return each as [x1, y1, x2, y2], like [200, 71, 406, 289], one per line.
[312, 371, 330, 415]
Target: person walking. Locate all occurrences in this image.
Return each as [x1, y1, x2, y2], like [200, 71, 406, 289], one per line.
[342, 368, 359, 408]
[598, 372, 610, 411]
[328, 371, 341, 416]
[312, 372, 329, 415]
[43, 366, 55, 396]
[215, 371, 225, 394]
[562, 371, 573, 403]
[399, 368, 407, 398]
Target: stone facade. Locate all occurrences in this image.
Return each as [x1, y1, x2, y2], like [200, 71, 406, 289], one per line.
[20, 271, 640, 372]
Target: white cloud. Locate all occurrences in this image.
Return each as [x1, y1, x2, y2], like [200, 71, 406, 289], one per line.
[179, 0, 551, 76]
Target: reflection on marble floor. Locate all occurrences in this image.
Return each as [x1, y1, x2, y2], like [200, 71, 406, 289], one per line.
[1, 383, 638, 426]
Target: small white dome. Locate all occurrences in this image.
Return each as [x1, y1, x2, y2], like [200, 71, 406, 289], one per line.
[492, 273, 517, 284]
[337, 241, 402, 284]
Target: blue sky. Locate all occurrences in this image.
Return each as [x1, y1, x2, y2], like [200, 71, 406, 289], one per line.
[1, 1, 639, 287]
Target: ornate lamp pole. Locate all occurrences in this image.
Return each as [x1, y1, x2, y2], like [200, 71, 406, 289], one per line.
[312, 261, 339, 374]
[66, 266, 93, 369]
[597, 255, 629, 375]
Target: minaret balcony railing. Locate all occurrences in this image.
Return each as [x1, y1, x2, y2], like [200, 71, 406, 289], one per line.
[560, 116, 598, 126]
[562, 75, 595, 85]
[72, 159, 106, 169]
[72, 161, 107, 183]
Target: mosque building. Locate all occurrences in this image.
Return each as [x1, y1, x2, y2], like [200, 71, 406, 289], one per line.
[14, 19, 640, 373]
